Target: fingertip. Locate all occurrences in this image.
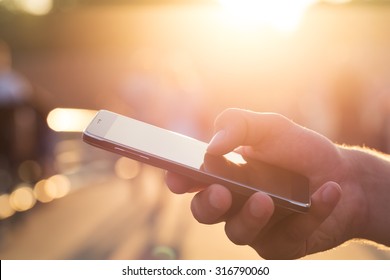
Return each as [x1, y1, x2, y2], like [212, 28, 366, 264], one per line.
[165, 171, 196, 194]
[207, 108, 248, 155]
[208, 184, 232, 211]
[224, 192, 274, 246]
[306, 181, 342, 225]
[206, 130, 227, 155]
[319, 181, 342, 205]
[248, 192, 274, 219]
[164, 171, 182, 194]
[191, 184, 232, 224]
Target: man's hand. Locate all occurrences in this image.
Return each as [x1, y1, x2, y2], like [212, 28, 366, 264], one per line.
[166, 108, 369, 259]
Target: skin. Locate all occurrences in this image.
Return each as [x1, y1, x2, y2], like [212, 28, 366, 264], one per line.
[165, 108, 390, 259]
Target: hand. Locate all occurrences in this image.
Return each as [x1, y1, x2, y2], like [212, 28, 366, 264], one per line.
[166, 108, 369, 259]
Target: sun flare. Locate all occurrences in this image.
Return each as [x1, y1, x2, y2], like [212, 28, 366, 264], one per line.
[218, 0, 317, 32]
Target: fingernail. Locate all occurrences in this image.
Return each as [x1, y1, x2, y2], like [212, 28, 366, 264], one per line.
[207, 130, 226, 152]
[321, 182, 341, 204]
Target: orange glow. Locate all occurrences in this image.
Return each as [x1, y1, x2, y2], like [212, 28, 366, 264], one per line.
[47, 174, 71, 199]
[16, 0, 53, 16]
[0, 194, 15, 219]
[34, 175, 71, 203]
[9, 185, 36, 212]
[47, 108, 97, 132]
[115, 157, 141, 180]
[18, 160, 42, 183]
[325, 0, 352, 3]
[34, 179, 55, 203]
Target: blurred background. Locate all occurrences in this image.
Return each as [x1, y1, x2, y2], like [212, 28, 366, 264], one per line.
[1, 0, 390, 260]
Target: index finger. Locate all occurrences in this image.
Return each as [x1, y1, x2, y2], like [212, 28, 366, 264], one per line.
[207, 108, 341, 178]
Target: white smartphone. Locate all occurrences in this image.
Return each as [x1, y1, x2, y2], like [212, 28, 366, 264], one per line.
[83, 110, 310, 212]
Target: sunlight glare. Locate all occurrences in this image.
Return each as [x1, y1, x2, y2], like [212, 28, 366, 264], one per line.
[16, 0, 53, 16]
[218, 0, 317, 32]
[325, 0, 352, 3]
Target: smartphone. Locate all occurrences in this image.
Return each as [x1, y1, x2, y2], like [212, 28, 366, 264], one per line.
[83, 110, 310, 212]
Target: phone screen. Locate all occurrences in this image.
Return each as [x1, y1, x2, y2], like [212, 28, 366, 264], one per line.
[83, 110, 310, 211]
[106, 115, 208, 170]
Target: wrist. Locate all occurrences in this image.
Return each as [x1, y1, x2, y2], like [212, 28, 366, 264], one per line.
[341, 146, 390, 246]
